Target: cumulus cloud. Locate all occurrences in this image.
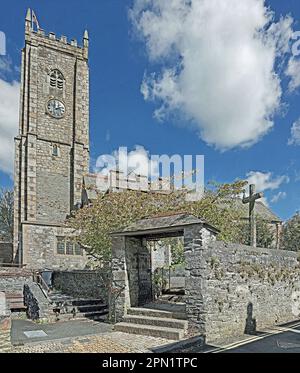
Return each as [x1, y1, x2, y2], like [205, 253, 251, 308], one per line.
[286, 58, 300, 92]
[0, 79, 19, 175]
[130, 0, 294, 149]
[246, 170, 289, 205]
[246, 171, 289, 192]
[271, 191, 287, 203]
[288, 118, 300, 145]
[95, 145, 159, 177]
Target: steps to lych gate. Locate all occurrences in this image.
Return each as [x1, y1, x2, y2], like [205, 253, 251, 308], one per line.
[114, 307, 188, 340]
[48, 291, 108, 322]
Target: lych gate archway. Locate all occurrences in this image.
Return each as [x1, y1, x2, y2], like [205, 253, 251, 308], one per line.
[111, 213, 219, 337]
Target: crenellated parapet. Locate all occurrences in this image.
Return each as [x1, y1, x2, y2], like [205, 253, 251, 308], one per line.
[24, 8, 89, 60]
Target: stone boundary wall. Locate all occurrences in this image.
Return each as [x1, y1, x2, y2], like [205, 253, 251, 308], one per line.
[24, 283, 50, 321]
[0, 268, 33, 293]
[52, 270, 108, 301]
[0, 242, 13, 264]
[203, 242, 300, 342]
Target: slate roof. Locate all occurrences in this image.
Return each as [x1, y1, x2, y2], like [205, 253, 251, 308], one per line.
[223, 198, 282, 223]
[112, 212, 220, 236]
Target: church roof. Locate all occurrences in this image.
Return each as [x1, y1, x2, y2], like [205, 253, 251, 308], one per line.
[225, 198, 282, 223]
[112, 212, 220, 237]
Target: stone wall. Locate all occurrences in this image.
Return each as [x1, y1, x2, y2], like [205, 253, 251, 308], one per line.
[0, 242, 13, 264]
[202, 242, 300, 343]
[52, 270, 108, 301]
[183, 224, 300, 342]
[0, 268, 33, 293]
[22, 223, 89, 270]
[24, 283, 50, 320]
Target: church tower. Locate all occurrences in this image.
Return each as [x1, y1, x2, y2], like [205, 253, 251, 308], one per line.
[13, 9, 90, 269]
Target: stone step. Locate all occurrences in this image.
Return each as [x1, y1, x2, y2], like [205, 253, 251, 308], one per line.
[51, 303, 107, 314]
[76, 304, 107, 313]
[54, 311, 108, 322]
[127, 307, 186, 320]
[114, 322, 184, 340]
[124, 315, 188, 330]
[50, 298, 105, 307]
[127, 307, 174, 319]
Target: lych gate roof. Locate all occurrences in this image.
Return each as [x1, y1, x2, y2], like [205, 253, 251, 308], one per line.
[112, 212, 220, 237]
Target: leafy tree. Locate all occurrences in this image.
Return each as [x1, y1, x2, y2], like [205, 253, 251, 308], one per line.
[238, 217, 275, 248]
[0, 188, 14, 242]
[68, 180, 247, 263]
[281, 212, 300, 251]
[155, 237, 185, 266]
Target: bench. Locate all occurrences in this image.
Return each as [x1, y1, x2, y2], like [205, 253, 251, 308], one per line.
[5, 292, 27, 311]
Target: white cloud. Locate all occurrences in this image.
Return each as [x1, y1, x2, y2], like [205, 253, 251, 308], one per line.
[0, 58, 12, 77]
[246, 170, 289, 206]
[95, 145, 159, 178]
[288, 118, 300, 145]
[246, 171, 289, 192]
[286, 57, 300, 92]
[271, 191, 287, 203]
[0, 79, 19, 175]
[130, 0, 293, 150]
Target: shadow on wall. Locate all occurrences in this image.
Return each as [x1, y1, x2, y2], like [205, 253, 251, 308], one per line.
[244, 302, 257, 335]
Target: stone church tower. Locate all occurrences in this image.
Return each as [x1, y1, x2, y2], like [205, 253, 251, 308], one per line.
[13, 9, 90, 269]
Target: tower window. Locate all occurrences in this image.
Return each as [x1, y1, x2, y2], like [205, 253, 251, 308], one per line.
[52, 144, 59, 157]
[50, 69, 64, 90]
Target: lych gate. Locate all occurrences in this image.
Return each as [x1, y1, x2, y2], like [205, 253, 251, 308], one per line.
[111, 213, 219, 339]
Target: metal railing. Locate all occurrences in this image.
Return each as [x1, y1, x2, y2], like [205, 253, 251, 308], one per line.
[32, 272, 51, 295]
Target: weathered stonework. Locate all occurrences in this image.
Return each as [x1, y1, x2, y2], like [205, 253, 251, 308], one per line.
[111, 213, 300, 343]
[0, 242, 13, 264]
[22, 223, 88, 270]
[203, 242, 300, 343]
[52, 270, 108, 300]
[24, 283, 50, 321]
[0, 268, 33, 293]
[13, 11, 90, 270]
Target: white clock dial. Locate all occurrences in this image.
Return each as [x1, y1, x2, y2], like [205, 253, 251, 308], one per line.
[47, 99, 65, 118]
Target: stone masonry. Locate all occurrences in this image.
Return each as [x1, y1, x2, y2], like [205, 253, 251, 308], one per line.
[13, 10, 90, 269]
[111, 213, 300, 343]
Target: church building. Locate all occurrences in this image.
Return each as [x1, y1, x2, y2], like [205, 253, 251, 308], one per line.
[13, 10, 90, 270]
[11, 10, 283, 271]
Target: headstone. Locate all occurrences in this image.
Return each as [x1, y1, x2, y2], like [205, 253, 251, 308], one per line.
[0, 292, 7, 316]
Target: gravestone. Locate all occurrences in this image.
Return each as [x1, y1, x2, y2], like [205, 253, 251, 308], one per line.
[0, 291, 11, 333]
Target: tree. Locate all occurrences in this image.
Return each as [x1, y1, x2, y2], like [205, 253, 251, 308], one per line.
[68, 180, 247, 263]
[0, 188, 14, 242]
[238, 217, 275, 248]
[281, 212, 300, 252]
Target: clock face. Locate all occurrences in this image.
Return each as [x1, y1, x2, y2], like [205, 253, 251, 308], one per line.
[47, 99, 65, 118]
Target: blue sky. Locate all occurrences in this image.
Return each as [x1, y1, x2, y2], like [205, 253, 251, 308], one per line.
[0, 0, 300, 221]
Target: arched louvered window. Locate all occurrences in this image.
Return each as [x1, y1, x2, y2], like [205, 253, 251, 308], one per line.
[50, 69, 64, 90]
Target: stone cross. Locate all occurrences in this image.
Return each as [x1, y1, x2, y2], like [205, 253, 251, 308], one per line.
[242, 184, 263, 247]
